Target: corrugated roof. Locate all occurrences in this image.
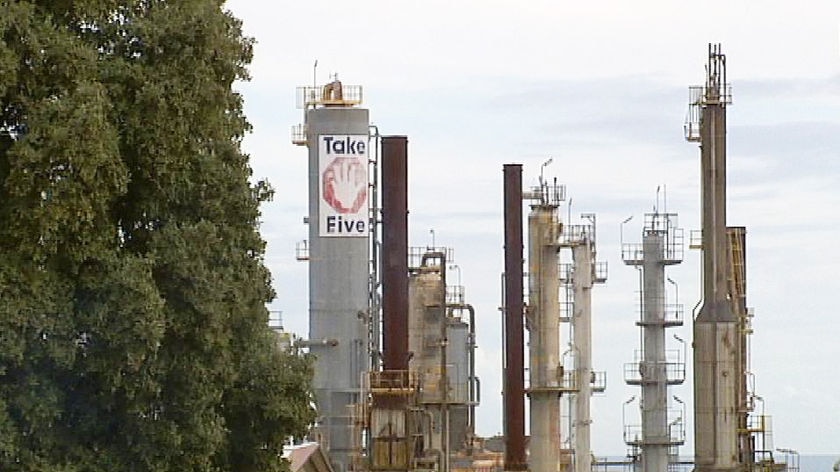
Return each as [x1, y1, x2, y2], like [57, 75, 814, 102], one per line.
[283, 442, 322, 472]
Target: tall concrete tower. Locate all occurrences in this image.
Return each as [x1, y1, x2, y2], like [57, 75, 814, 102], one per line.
[685, 44, 739, 472]
[621, 211, 686, 472]
[560, 216, 607, 472]
[524, 179, 565, 472]
[293, 79, 370, 472]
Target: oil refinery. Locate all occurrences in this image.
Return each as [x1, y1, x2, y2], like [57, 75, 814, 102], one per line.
[276, 44, 803, 472]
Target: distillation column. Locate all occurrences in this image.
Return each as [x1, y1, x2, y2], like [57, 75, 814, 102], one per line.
[561, 218, 606, 472]
[685, 44, 739, 472]
[571, 241, 593, 472]
[622, 213, 685, 472]
[408, 253, 447, 466]
[297, 80, 370, 472]
[525, 182, 564, 472]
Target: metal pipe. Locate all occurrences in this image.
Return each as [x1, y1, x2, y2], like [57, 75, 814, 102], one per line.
[439, 253, 449, 472]
[465, 303, 477, 443]
[296, 338, 340, 347]
[572, 242, 593, 472]
[502, 164, 527, 471]
[446, 302, 478, 451]
[381, 136, 409, 371]
[421, 250, 449, 472]
[368, 125, 382, 370]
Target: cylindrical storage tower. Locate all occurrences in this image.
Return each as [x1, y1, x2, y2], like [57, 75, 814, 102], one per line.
[307, 105, 370, 472]
[409, 265, 446, 452]
[447, 317, 471, 452]
[409, 267, 445, 398]
[571, 242, 593, 472]
[528, 205, 562, 472]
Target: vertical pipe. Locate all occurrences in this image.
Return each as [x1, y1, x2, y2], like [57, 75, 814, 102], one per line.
[381, 136, 409, 371]
[467, 304, 476, 445]
[369, 126, 382, 371]
[572, 242, 593, 472]
[503, 164, 527, 471]
[439, 253, 449, 472]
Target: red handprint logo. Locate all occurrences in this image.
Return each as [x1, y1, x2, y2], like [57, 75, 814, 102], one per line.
[322, 157, 367, 213]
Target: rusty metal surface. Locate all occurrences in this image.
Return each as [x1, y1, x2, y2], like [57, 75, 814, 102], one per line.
[502, 164, 527, 471]
[382, 136, 410, 371]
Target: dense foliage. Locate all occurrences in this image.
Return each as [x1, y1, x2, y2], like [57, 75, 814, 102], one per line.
[0, 1, 315, 470]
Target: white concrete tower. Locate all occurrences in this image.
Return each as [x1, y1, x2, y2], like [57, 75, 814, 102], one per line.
[560, 216, 607, 472]
[525, 178, 565, 472]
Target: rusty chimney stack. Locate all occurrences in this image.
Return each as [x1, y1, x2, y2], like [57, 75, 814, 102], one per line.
[381, 136, 409, 371]
[503, 164, 527, 471]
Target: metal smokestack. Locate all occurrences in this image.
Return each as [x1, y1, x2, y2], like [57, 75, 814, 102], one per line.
[503, 164, 527, 472]
[687, 43, 739, 472]
[382, 136, 409, 371]
[697, 43, 734, 325]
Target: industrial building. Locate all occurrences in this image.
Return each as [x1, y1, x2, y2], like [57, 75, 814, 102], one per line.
[284, 44, 797, 472]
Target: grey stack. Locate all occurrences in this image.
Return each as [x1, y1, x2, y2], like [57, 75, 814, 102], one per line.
[306, 101, 370, 472]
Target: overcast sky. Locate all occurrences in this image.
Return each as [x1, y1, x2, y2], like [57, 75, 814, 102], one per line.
[226, 0, 840, 457]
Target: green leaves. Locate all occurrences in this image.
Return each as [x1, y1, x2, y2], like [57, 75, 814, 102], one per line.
[4, 82, 126, 261]
[0, 1, 314, 470]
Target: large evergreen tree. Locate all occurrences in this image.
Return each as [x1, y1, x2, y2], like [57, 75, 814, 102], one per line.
[0, 1, 315, 470]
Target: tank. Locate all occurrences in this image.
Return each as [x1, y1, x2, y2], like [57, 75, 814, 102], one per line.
[447, 317, 470, 452]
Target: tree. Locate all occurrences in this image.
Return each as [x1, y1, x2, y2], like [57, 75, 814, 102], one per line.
[0, 1, 315, 470]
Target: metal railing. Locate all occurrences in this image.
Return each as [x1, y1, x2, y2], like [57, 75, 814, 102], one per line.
[621, 238, 683, 264]
[688, 229, 703, 249]
[291, 123, 306, 145]
[633, 301, 684, 326]
[623, 420, 685, 446]
[624, 349, 686, 385]
[557, 260, 607, 283]
[295, 240, 309, 261]
[296, 84, 363, 108]
[524, 182, 565, 206]
[446, 285, 465, 306]
[684, 83, 733, 142]
[591, 370, 607, 393]
[558, 262, 573, 283]
[408, 246, 454, 270]
[365, 370, 419, 391]
[523, 367, 579, 393]
[560, 224, 593, 246]
[594, 261, 608, 283]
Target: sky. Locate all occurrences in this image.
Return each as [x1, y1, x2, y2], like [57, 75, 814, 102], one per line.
[226, 0, 840, 457]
